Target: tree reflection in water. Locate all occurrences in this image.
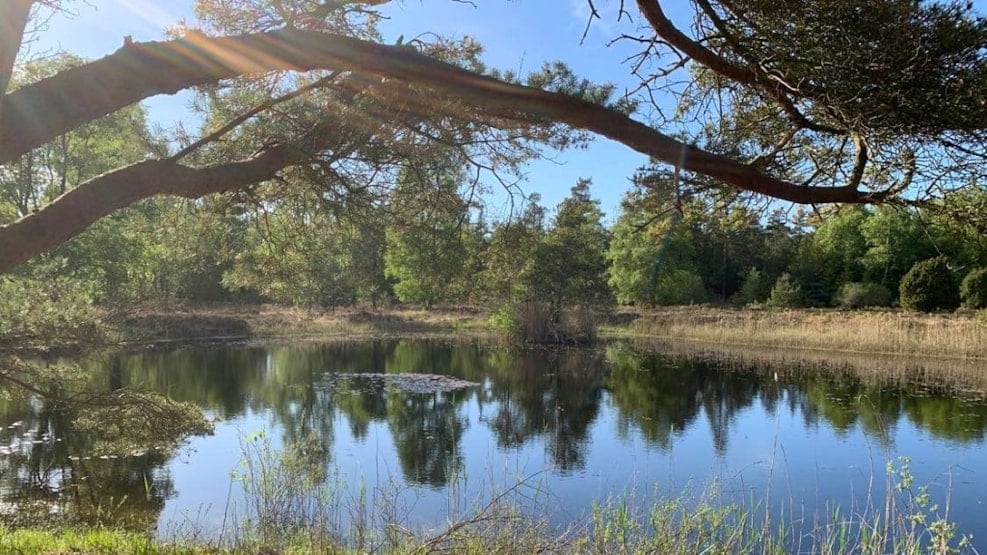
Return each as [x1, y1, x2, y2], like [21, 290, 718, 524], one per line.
[0, 355, 207, 530]
[3, 339, 987, 533]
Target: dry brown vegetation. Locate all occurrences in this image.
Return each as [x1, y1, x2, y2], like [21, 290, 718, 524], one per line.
[111, 303, 490, 345]
[623, 307, 987, 362]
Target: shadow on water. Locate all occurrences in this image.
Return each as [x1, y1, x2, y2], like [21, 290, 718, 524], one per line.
[1, 337, 986, 537]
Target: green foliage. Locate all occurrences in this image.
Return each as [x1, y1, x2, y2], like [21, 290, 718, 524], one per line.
[384, 156, 477, 307]
[835, 282, 894, 309]
[224, 208, 387, 307]
[790, 207, 869, 305]
[733, 267, 767, 306]
[899, 257, 960, 312]
[959, 267, 987, 309]
[485, 181, 612, 343]
[859, 207, 936, 293]
[72, 390, 213, 457]
[2, 55, 161, 223]
[526, 181, 610, 307]
[712, 1, 987, 137]
[488, 304, 521, 336]
[480, 199, 545, 306]
[928, 189, 987, 270]
[653, 269, 708, 306]
[608, 173, 799, 307]
[233, 430, 334, 546]
[766, 273, 804, 309]
[606, 208, 661, 305]
[0, 259, 103, 350]
[522, 179, 612, 312]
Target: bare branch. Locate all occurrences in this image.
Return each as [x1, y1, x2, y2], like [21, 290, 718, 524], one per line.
[846, 133, 868, 191]
[580, 0, 601, 44]
[0, 28, 887, 207]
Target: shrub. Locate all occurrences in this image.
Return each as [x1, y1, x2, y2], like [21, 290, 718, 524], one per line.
[653, 269, 708, 306]
[0, 268, 104, 350]
[766, 273, 804, 309]
[960, 268, 987, 309]
[835, 282, 893, 309]
[732, 267, 767, 306]
[496, 301, 600, 344]
[899, 257, 959, 312]
[488, 304, 521, 336]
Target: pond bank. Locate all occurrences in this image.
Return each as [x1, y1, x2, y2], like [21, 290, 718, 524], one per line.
[2, 324, 983, 554]
[109, 303, 493, 346]
[1, 472, 972, 555]
[36, 302, 987, 363]
[613, 306, 987, 361]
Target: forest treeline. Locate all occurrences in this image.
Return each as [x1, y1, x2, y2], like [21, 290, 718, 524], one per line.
[5, 55, 987, 345]
[4, 99, 987, 322]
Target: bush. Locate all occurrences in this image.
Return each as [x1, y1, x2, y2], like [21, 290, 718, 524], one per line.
[766, 273, 804, 309]
[835, 282, 893, 309]
[0, 265, 104, 350]
[488, 304, 521, 336]
[899, 257, 959, 312]
[960, 268, 987, 309]
[653, 269, 708, 306]
[732, 267, 767, 306]
[496, 301, 600, 344]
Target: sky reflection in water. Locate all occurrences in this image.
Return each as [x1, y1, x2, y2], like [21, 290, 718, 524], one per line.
[0, 338, 984, 542]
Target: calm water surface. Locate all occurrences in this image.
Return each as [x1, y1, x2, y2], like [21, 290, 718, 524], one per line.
[1, 338, 985, 543]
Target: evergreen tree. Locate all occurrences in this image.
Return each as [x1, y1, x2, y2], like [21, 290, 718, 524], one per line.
[384, 155, 474, 308]
[524, 179, 612, 314]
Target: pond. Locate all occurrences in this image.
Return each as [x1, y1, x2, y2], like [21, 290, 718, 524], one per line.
[1, 338, 985, 547]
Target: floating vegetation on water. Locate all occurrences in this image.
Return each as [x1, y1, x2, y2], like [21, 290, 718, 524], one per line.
[318, 372, 479, 394]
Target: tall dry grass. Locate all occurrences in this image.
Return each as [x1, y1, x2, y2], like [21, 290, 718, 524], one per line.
[628, 307, 987, 361]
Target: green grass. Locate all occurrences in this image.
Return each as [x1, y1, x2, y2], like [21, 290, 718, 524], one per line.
[0, 526, 175, 554]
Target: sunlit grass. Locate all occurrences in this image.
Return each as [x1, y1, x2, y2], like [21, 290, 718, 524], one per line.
[621, 306, 987, 361]
[0, 526, 166, 554]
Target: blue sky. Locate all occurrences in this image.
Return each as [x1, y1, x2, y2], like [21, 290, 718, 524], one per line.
[30, 1, 690, 221]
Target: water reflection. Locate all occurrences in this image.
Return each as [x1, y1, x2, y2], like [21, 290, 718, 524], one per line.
[1, 339, 986, 535]
[605, 343, 987, 451]
[0, 365, 176, 530]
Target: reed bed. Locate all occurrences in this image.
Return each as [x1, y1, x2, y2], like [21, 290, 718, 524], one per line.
[629, 307, 987, 361]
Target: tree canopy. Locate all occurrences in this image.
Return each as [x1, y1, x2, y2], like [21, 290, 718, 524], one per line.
[3, 0, 987, 274]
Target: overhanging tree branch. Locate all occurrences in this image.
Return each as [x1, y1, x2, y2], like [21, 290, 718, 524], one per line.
[0, 139, 319, 274]
[0, 27, 885, 205]
[0, 25, 905, 274]
[635, 0, 844, 135]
